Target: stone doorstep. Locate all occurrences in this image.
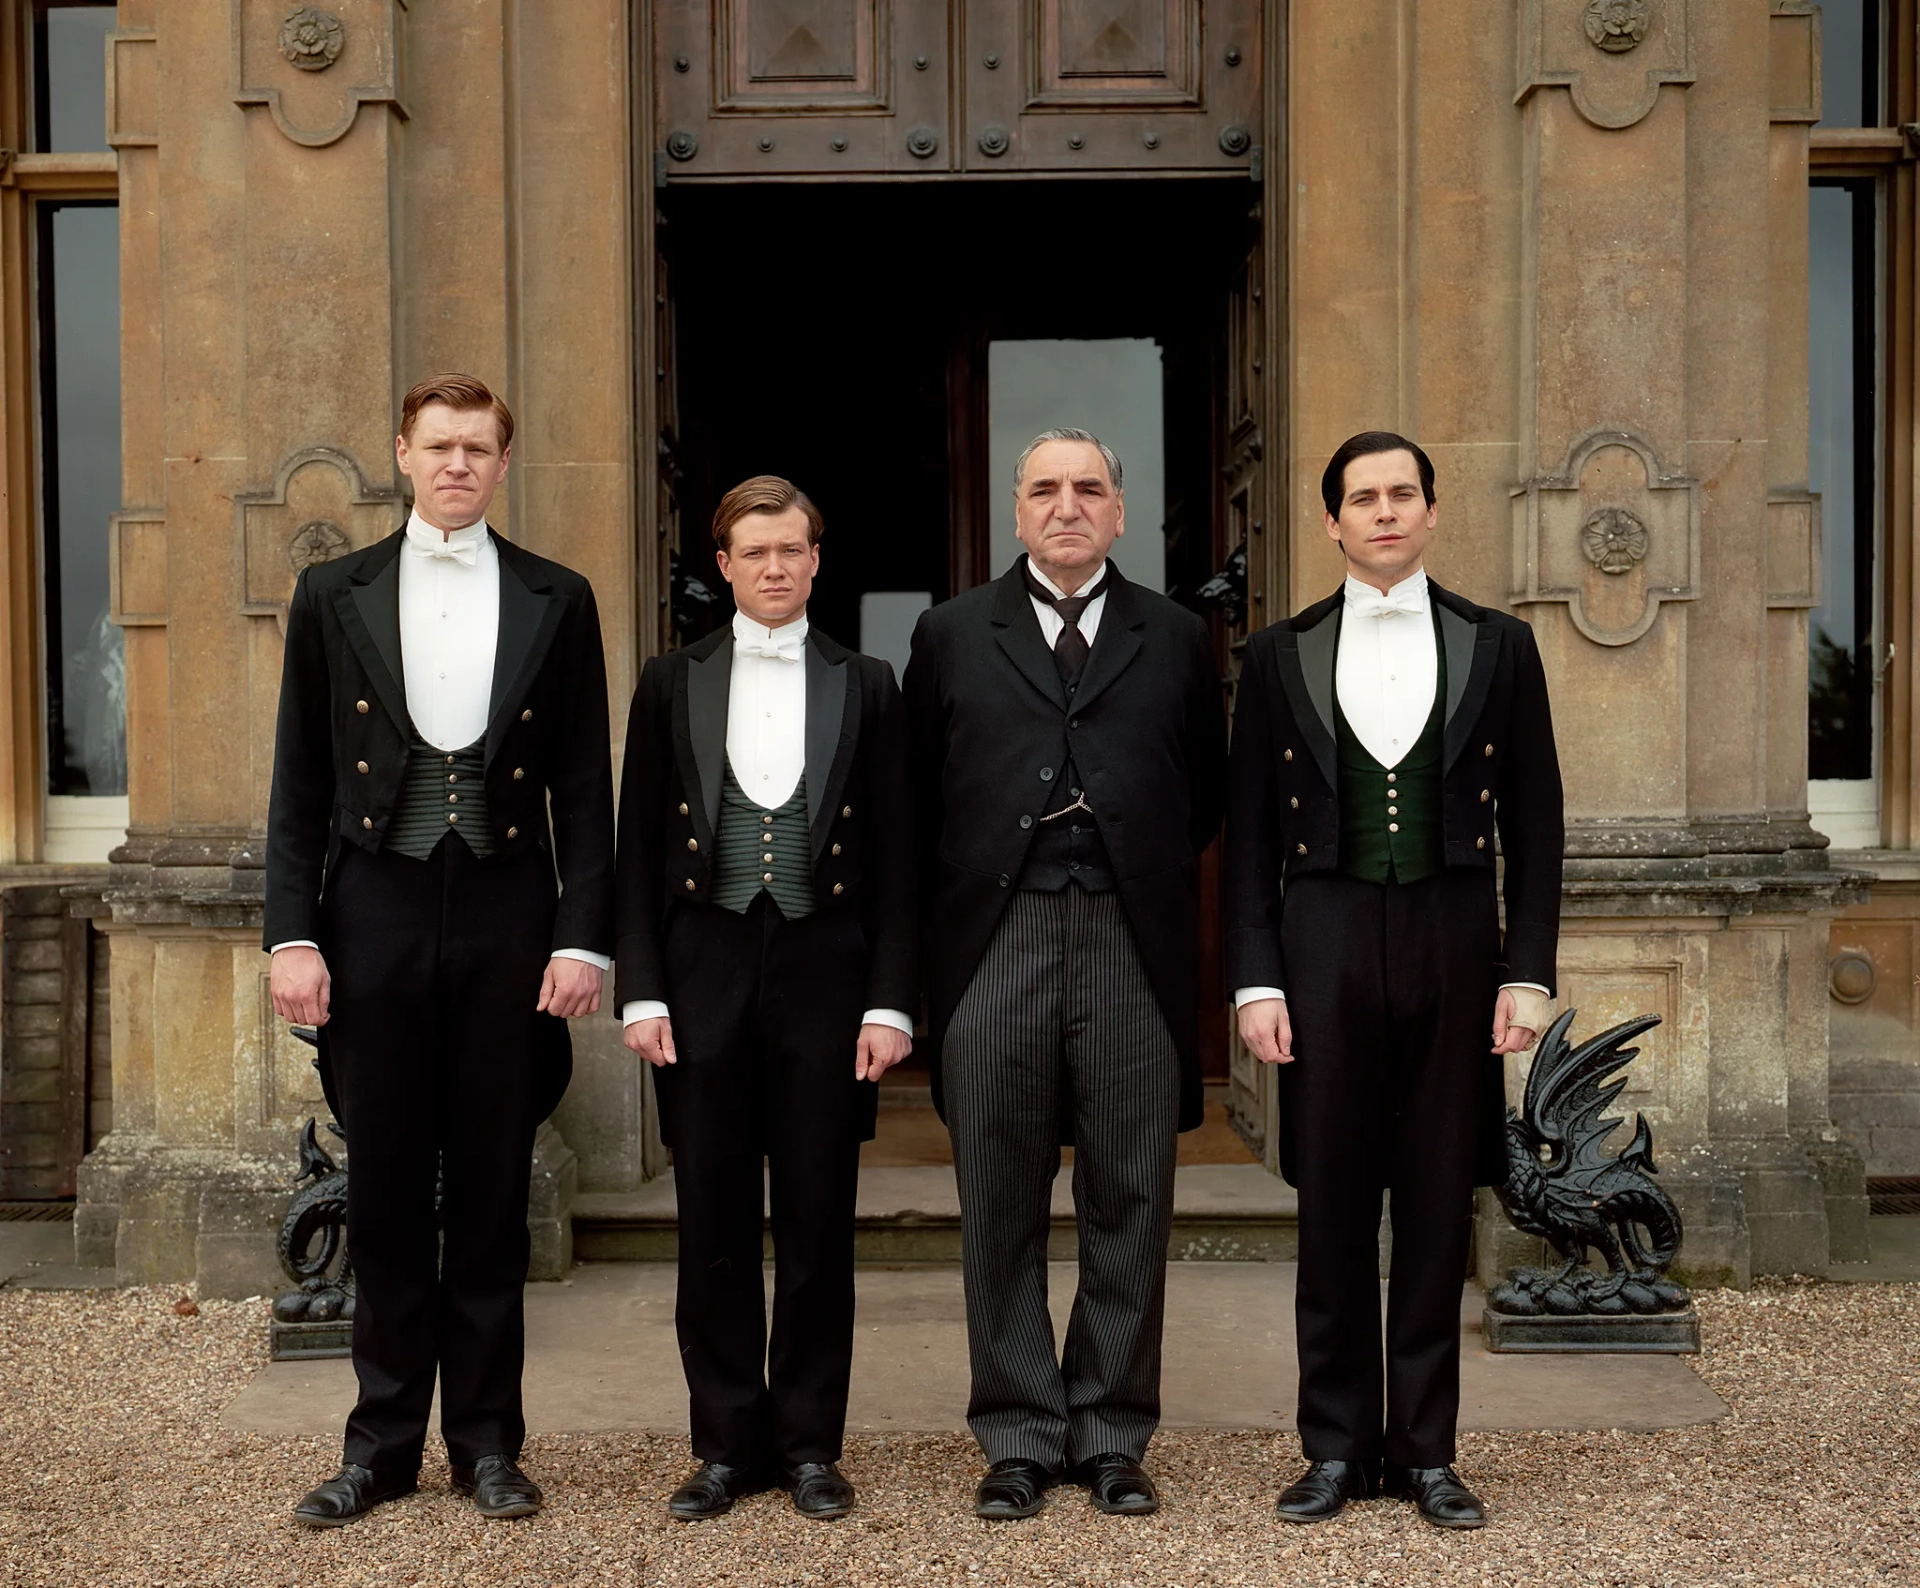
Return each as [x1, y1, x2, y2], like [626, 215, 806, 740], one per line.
[571, 1164, 1302, 1264]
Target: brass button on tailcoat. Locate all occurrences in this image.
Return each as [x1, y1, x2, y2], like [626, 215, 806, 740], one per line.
[513, 768, 524, 781]
[831, 843, 842, 856]
[355, 700, 369, 714]
[1289, 797, 1299, 809]
[522, 709, 533, 722]
[362, 817, 372, 830]
[686, 838, 698, 852]
[842, 805, 852, 818]
[507, 827, 518, 838]
[1283, 748, 1293, 762]
[1476, 836, 1487, 850]
[833, 883, 844, 896]
[678, 802, 689, 816]
[1485, 743, 1494, 757]
[356, 760, 369, 774]
[1480, 789, 1491, 803]
[1296, 843, 1307, 855]
[685, 878, 696, 891]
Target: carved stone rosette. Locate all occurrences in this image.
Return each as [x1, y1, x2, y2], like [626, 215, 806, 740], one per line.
[1584, 0, 1651, 54]
[279, 6, 345, 72]
[1580, 506, 1650, 575]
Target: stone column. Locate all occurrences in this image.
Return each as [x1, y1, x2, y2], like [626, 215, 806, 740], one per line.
[80, 0, 639, 1294]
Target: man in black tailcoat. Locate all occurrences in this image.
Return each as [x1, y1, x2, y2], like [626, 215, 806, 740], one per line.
[615, 475, 915, 1523]
[1225, 430, 1564, 1529]
[267, 374, 615, 1526]
[904, 427, 1228, 1521]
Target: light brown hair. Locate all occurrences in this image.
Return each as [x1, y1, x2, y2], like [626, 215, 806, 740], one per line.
[399, 373, 515, 451]
[712, 474, 825, 552]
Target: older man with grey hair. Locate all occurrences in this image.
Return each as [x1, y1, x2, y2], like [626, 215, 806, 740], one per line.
[904, 428, 1227, 1520]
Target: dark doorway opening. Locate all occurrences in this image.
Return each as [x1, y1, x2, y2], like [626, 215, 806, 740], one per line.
[661, 179, 1254, 1129]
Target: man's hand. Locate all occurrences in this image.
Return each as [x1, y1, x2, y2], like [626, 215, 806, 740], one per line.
[623, 1016, 677, 1068]
[1238, 997, 1294, 1065]
[1491, 987, 1538, 1056]
[537, 957, 603, 1019]
[855, 1023, 912, 1083]
[270, 946, 331, 1027]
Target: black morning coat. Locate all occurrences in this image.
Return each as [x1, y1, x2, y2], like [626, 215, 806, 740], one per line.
[1222, 578, 1566, 1183]
[612, 623, 918, 1142]
[263, 526, 617, 1121]
[904, 558, 1230, 1134]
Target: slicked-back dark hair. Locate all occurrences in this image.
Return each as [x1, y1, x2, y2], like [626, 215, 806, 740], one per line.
[1321, 431, 1436, 518]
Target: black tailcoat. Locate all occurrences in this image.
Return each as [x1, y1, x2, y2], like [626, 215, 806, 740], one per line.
[904, 559, 1228, 1133]
[1223, 578, 1565, 1184]
[264, 526, 617, 1121]
[613, 623, 917, 1146]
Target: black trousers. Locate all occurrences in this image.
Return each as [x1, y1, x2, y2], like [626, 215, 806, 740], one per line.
[659, 895, 871, 1469]
[1278, 869, 1499, 1468]
[942, 888, 1182, 1469]
[321, 838, 558, 1477]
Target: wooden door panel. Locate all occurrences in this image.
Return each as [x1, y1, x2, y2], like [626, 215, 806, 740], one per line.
[656, 0, 948, 176]
[962, 0, 1260, 173]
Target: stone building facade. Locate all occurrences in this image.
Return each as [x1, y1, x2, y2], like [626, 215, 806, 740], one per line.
[0, 0, 1914, 1293]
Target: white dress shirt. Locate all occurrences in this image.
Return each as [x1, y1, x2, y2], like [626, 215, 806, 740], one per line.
[1232, 566, 1547, 1025]
[271, 510, 607, 972]
[621, 608, 912, 1038]
[1027, 558, 1109, 648]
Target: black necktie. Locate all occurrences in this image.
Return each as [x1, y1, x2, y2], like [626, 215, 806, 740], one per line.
[1025, 566, 1110, 686]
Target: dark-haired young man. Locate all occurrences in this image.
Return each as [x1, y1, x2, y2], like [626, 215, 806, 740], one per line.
[1224, 432, 1564, 1529]
[614, 476, 915, 1523]
[268, 374, 615, 1526]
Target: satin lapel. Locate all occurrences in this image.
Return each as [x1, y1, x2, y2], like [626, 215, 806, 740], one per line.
[1440, 594, 1500, 774]
[804, 639, 850, 845]
[687, 633, 731, 839]
[1276, 602, 1340, 793]
[1067, 570, 1145, 717]
[991, 561, 1068, 711]
[484, 541, 562, 766]
[1438, 602, 1475, 726]
[338, 534, 409, 733]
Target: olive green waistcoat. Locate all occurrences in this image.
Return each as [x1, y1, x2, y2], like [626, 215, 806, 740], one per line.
[385, 729, 494, 860]
[710, 759, 815, 920]
[1334, 610, 1446, 886]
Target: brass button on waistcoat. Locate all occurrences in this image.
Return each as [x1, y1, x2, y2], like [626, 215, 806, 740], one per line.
[355, 700, 369, 714]
[762, 872, 774, 883]
[687, 838, 698, 852]
[1388, 772, 1397, 784]
[448, 813, 459, 823]
[762, 852, 773, 863]
[1388, 822, 1400, 833]
[763, 814, 774, 826]
[356, 760, 369, 774]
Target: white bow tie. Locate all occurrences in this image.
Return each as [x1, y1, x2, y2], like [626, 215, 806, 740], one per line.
[408, 527, 481, 567]
[736, 631, 805, 663]
[1346, 586, 1426, 620]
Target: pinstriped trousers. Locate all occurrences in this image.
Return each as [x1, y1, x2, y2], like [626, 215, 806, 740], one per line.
[943, 887, 1182, 1469]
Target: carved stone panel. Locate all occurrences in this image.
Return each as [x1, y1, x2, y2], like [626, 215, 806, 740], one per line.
[229, 0, 409, 149]
[1517, 0, 1693, 130]
[234, 447, 402, 627]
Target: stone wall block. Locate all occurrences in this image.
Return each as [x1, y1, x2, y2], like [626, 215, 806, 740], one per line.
[196, 1184, 291, 1298]
[1799, 1135, 1870, 1265]
[1659, 1146, 1750, 1289]
[1533, 605, 1687, 819]
[552, 1017, 645, 1194]
[526, 1121, 579, 1282]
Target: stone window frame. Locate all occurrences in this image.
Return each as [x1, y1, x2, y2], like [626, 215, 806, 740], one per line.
[1808, 0, 1920, 848]
[0, 0, 120, 864]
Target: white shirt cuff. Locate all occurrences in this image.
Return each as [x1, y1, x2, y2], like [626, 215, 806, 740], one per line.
[552, 948, 610, 972]
[270, 940, 320, 954]
[1500, 982, 1550, 995]
[861, 1008, 914, 1035]
[622, 1000, 670, 1027]
[1233, 986, 1286, 1008]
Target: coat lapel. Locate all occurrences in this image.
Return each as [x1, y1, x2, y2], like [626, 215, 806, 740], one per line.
[991, 560, 1068, 711]
[1067, 566, 1146, 716]
[484, 537, 562, 762]
[805, 631, 859, 854]
[1433, 582, 1499, 773]
[337, 530, 410, 733]
[1276, 593, 1341, 793]
[685, 631, 732, 840]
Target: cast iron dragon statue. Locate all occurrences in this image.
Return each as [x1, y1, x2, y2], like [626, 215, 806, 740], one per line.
[272, 1026, 354, 1326]
[1488, 1009, 1692, 1318]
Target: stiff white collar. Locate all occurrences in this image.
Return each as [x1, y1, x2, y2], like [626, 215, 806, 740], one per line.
[404, 509, 490, 565]
[1026, 558, 1109, 602]
[1343, 566, 1429, 617]
[732, 608, 809, 660]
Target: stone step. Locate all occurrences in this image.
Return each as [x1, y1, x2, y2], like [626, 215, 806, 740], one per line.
[572, 1164, 1299, 1264]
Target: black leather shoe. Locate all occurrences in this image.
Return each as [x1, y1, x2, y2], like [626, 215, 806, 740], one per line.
[450, 1453, 544, 1519]
[973, 1458, 1056, 1520]
[668, 1461, 771, 1521]
[781, 1461, 855, 1520]
[292, 1463, 416, 1528]
[1275, 1459, 1380, 1524]
[1071, 1452, 1159, 1516]
[1383, 1464, 1487, 1529]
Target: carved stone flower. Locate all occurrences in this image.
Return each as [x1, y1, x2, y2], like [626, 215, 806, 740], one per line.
[1581, 506, 1650, 575]
[289, 519, 351, 571]
[280, 7, 345, 73]
[1584, 0, 1650, 53]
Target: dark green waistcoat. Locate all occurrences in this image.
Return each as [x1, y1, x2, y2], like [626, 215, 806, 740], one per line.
[385, 729, 494, 860]
[1334, 609, 1447, 886]
[710, 759, 815, 920]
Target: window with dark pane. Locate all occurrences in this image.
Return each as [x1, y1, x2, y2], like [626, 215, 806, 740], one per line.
[36, 202, 124, 796]
[1808, 180, 1878, 782]
[31, 2, 116, 154]
[1815, 0, 1881, 128]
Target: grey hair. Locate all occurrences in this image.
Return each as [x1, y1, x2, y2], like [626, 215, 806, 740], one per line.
[1012, 427, 1123, 492]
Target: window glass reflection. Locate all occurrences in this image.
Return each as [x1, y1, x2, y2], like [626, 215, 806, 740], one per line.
[1808, 181, 1877, 782]
[39, 203, 125, 796]
[988, 339, 1166, 593]
[34, 4, 115, 153]
[1815, 0, 1878, 128]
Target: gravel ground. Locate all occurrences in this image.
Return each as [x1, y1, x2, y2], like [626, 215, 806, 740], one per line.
[0, 1279, 1915, 1587]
